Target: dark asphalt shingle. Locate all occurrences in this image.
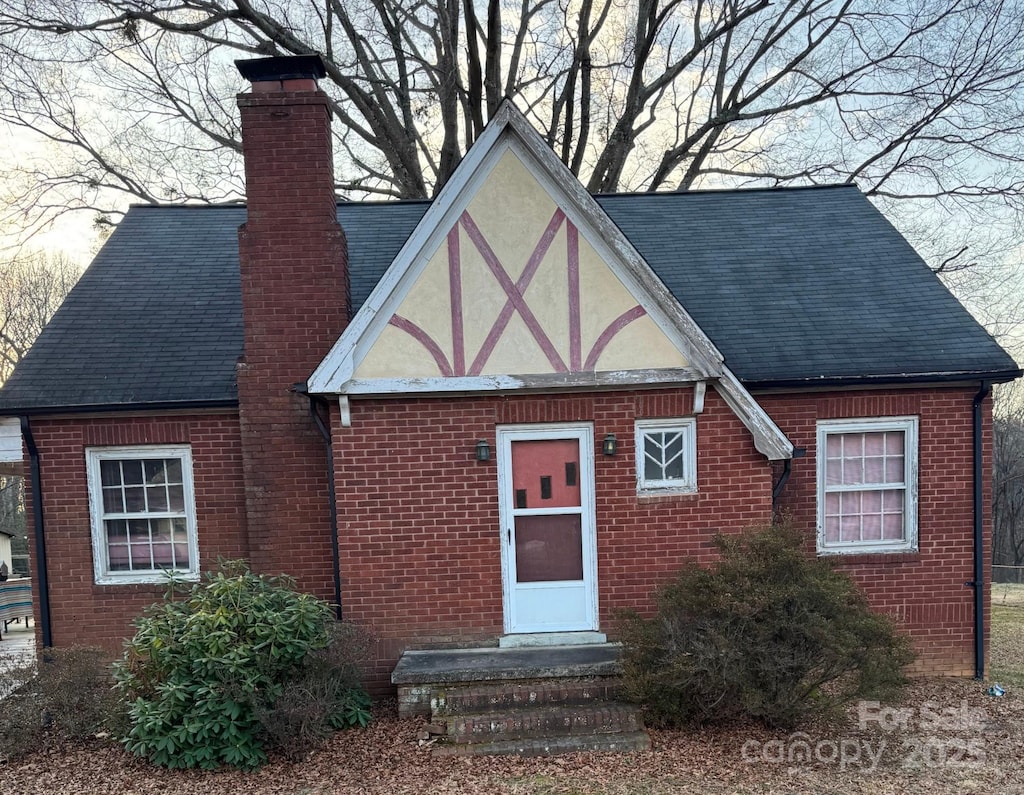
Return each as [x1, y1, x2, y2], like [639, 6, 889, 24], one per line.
[599, 187, 1018, 384]
[0, 185, 1016, 413]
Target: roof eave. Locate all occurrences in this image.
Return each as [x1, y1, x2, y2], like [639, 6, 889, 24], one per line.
[743, 368, 1023, 391]
[0, 398, 239, 418]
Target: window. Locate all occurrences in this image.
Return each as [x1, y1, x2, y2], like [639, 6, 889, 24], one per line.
[635, 418, 697, 493]
[816, 417, 918, 554]
[87, 446, 199, 584]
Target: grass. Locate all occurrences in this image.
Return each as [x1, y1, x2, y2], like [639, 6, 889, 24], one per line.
[990, 582, 1024, 687]
[991, 581, 1024, 607]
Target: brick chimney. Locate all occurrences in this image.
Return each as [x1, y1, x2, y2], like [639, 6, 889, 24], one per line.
[235, 55, 348, 595]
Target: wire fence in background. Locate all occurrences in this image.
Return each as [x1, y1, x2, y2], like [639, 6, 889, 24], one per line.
[993, 564, 1024, 585]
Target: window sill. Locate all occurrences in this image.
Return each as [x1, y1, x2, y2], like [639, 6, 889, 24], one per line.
[94, 573, 199, 588]
[91, 582, 173, 597]
[818, 550, 921, 566]
[637, 488, 699, 501]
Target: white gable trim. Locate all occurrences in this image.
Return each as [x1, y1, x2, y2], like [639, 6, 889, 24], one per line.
[715, 371, 793, 461]
[308, 102, 791, 462]
[308, 107, 518, 393]
[0, 418, 22, 463]
[308, 102, 724, 393]
[342, 367, 702, 395]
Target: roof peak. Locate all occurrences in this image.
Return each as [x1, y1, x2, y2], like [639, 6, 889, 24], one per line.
[125, 182, 860, 212]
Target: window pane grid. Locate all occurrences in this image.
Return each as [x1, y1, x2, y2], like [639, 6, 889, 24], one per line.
[643, 430, 686, 481]
[821, 425, 912, 550]
[97, 456, 191, 574]
[824, 488, 904, 543]
[825, 431, 904, 488]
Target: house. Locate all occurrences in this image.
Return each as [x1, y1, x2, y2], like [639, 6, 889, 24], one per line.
[0, 438, 21, 577]
[0, 55, 1018, 697]
[0, 528, 13, 575]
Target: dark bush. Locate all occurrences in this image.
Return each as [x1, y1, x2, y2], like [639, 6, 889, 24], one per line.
[253, 621, 372, 761]
[0, 646, 121, 762]
[619, 524, 914, 730]
[114, 560, 370, 770]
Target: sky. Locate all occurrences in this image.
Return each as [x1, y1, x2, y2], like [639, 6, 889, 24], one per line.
[0, 122, 99, 265]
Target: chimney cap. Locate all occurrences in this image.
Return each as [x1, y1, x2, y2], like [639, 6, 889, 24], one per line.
[236, 54, 327, 83]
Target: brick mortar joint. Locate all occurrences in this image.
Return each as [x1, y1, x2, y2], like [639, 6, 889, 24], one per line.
[237, 92, 331, 107]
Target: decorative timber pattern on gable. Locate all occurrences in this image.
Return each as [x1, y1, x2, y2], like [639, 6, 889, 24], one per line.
[308, 102, 792, 460]
[356, 149, 688, 383]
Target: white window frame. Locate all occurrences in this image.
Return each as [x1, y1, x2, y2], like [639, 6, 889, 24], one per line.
[635, 418, 697, 494]
[816, 417, 918, 555]
[86, 445, 200, 585]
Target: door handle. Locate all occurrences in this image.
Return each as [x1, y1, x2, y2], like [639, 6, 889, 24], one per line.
[507, 528, 511, 544]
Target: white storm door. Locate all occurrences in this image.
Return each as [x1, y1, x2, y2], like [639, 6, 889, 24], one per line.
[498, 425, 598, 634]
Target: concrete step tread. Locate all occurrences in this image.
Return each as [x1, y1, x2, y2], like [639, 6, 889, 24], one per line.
[432, 730, 651, 757]
[392, 643, 622, 685]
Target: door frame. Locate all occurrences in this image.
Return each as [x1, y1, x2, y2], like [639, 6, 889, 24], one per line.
[496, 423, 599, 634]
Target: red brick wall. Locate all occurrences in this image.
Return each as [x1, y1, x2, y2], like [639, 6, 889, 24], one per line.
[24, 384, 989, 688]
[22, 412, 248, 651]
[760, 386, 988, 677]
[331, 388, 775, 689]
[334, 384, 988, 689]
[235, 83, 347, 597]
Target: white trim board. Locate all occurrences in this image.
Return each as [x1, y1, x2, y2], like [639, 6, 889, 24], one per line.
[0, 418, 21, 463]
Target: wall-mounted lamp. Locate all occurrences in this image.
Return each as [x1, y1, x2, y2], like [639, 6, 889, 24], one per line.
[602, 433, 618, 456]
[475, 439, 492, 462]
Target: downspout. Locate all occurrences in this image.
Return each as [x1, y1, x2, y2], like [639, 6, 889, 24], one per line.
[771, 459, 792, 515]
[971, 381, 992, 680]
[309, 396, 343, 620]
[20, 416, 52, 648]
[771, 447, 804, 515]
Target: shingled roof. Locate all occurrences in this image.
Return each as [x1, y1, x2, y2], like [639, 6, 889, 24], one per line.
[0, 185, 1016, 413]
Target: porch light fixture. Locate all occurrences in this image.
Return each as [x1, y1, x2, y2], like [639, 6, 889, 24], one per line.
[602, 434, 618, 456]
[475, 439, 492, 462]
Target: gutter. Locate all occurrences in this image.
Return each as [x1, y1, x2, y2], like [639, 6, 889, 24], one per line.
[308, 396, 343, 621]
[0, 398, 238, 417]
[19, 416, 52, 648]
[971, 382, 992, 679]
[745, 369, 1022, 392]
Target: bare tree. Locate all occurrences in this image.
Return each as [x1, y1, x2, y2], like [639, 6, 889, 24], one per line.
[994, 380, 1024, 581]
[0, 253, 79, 578]
[0, 474, 27, 576]
[1, 1, 1023, 271]
[0, 253, 81, 385]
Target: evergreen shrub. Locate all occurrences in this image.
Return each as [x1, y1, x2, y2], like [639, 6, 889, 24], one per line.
[115, 560, 369, 769]
[620, 524, 914, 729]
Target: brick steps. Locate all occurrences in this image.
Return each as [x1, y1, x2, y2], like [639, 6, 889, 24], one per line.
[422, 678, 648, 757]
[392, 644, 649, 757]
[433, 679, 624, 715]
[433, 730, 651, 757]
[446, 701, 643, 743]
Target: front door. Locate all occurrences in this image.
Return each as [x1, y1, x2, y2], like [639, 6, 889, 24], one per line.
[498, 424, 598, 634]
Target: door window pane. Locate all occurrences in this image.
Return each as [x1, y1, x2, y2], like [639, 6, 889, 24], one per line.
[514, 514, 583, 583]
[510, 439, 581, 508]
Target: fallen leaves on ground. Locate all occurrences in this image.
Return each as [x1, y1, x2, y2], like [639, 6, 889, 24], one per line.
[3, 677, 1023, 795]
[9, 593, 1024, 795]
